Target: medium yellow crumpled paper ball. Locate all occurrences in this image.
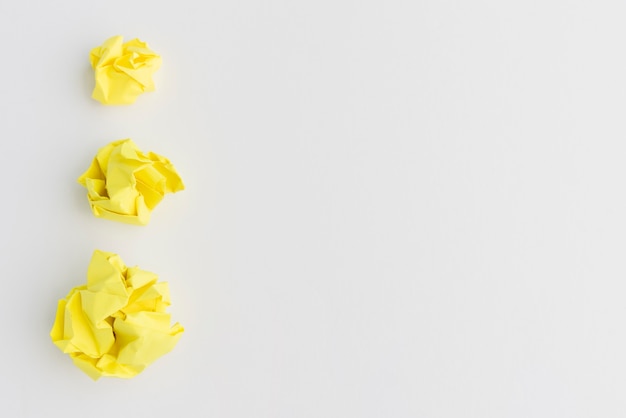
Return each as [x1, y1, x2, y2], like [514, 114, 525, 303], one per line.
[50, 250, 184, 380]
[78, 138, 184, 226]
[90, 35, 161, 105]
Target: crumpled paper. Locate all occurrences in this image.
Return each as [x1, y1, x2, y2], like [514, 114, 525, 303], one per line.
[50, 250, 184, 380]
[90, 35, 161, 105]
[78, 139, 184, 225]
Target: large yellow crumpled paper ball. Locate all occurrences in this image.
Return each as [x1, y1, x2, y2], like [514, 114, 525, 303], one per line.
[90, 35, 161, 105]
[50, 250, 185, 380]
[78, 138, 184, 226]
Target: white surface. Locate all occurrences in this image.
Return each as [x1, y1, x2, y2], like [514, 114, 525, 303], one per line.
[0, 1, 625, 417]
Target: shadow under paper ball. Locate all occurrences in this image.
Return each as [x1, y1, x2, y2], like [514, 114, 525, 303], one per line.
[83, 65, 94, 101]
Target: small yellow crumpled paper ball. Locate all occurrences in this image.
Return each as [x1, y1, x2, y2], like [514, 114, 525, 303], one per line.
[50, 250, 184, 380]
[78, 139, 184, 226]
[90, 35, 161, 105]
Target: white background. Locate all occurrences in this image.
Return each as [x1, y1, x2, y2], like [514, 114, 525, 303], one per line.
[0, 1, 624, 417]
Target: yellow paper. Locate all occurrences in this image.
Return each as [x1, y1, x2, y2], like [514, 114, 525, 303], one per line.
[90, 35, 161, 105]
[50, 250, 184, 380]
[78, 139, 184, 225]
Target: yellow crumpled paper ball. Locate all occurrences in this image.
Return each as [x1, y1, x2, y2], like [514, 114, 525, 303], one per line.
[78, 139, 184, 226]
[90, 35, 161, 105]
[50, 250, 184, 380]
